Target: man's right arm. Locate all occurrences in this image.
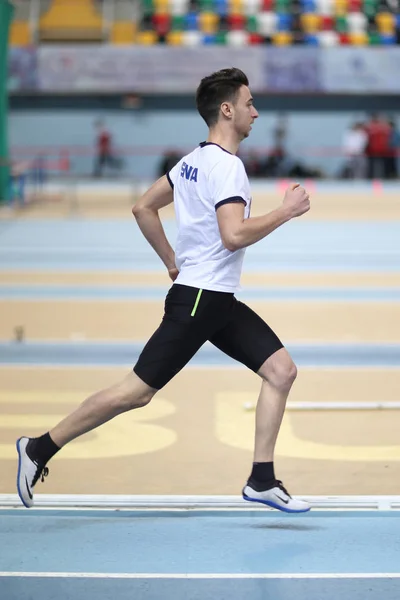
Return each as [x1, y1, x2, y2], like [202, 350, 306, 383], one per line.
[216, 183, 310, 252]
[132, 175, 177, 278]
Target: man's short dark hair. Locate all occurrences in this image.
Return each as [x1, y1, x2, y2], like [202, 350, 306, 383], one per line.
[196, 68, 249, 127]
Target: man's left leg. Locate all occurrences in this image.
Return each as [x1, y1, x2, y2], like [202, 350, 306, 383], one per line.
[210, 299, 310, 513]
[243, 348, 310, 512]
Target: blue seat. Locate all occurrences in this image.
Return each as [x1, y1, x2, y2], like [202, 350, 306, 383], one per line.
[214, 0, 228, 16]
[185, 12, 199, 30]
[305, 33, 319, 44]
[203, 34, 216, 43]
[380, 34, 396, 44]
[300, 0, 316, 10]
[277, 13, 292, 30]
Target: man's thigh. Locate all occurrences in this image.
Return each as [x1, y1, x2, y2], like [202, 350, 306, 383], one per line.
[209, 299, 284, 373]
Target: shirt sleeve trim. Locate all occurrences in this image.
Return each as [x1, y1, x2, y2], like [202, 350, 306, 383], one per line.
[215, 196, 247, 211]
[166, 171, 174, 189]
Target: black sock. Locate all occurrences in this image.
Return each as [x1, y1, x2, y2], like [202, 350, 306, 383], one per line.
[249, 462, 275, 485]
[27, 433, 60, 466]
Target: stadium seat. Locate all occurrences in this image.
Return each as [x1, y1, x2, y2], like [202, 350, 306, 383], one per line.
[39, 0, 103, 41]
[22, 0, 400, 46]
[167, 30, 184, 42]
[136, 29, 158, 43]
[10, 21, 31, 46]
[347, 12, 367, 31]
[199, 11, 219, 32]
[110, 22, 137, 44]
[226, 29, 249, 43]
[318, 29, 340, 42]
[243, 0, 263, 16]
[258, 11, 278, 34]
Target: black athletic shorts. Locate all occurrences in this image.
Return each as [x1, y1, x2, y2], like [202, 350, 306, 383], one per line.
[133, 283, 284, 390]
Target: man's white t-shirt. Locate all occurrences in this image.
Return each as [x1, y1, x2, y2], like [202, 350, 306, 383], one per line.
[167, 142, 251, 293]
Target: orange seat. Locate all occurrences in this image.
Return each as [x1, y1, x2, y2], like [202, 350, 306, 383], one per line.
[10, 21, 31, 46]
[39, 0, 103, 41]
[110, 22, 137, 44]
[136, 30, 158, 44]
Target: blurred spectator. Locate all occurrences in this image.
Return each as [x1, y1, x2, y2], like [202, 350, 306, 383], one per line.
[342, 122, 368, 179]
[364, 114, 391, 179]
[244, 150, 263, 178]
[93, 120, 121, 177]
[388, 120, 400, 180]
[158, 150, 181, 178]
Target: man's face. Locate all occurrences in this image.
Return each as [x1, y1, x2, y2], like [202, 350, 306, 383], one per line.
[231, 85, 259, 140]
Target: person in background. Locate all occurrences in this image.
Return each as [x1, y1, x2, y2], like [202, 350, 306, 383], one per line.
[364, 114, 391, 179]
[342, 122, 368, 179]
[388, 119, 400, 180]
[158, 150, 181, 178]
[93, 120, 117, 177]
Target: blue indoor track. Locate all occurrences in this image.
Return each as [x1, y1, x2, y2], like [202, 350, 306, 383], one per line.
[1, 507, 400, 600]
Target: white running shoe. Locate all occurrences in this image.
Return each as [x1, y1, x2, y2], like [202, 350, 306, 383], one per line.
[16, 437, 49, 508]
[242, 480, 311, 513]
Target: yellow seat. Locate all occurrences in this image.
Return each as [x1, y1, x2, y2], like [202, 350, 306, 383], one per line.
[334, 0, 347, 16]
[376, 12, 395, 33]
[136, 30, 158, 44]
[229, 0, 244, 14]
[10, 21, 31, 46]
[154, 0, 170, 12]
[273, 32, 293, 44]
[301, 13, 321, 33]
[349, 31, 368, 44]
[110, 22, 137, 44]
[167, 31, 184, 44]
[39, 0, 103, 41]
[199, 12, 219, 33]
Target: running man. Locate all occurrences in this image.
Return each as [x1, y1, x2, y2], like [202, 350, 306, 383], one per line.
[16, 68, 311, 513]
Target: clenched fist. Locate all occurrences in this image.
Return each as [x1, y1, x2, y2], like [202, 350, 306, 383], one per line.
[283, 183, 310, 218]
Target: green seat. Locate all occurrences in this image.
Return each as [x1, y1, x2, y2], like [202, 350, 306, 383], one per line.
[199, 0, 215, 10]
[247, 15, 258, 32]
[142, 0, 154, 16]
[368, 31, 381, 44]
[336, 16, 347, 32]
[171, 15, 184, 30]
[215, 31, 227, 43]
[275, 0, 290, 13]
[363, 0, 378, 17]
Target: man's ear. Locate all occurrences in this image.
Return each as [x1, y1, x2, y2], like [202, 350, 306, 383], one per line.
[220, 101, 233, 119]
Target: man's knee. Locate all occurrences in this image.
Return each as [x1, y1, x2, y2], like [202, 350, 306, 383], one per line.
[111, 372, 157, 412]
[258, 348, 297, 391]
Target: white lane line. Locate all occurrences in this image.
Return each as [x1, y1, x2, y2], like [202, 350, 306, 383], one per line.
[1, 573, 400, 579]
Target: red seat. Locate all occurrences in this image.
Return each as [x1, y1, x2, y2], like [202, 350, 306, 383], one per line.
[348, 0, 362, 11]
[321, 15, 334, 29]
[228, 13, 246, 29]
[152, 13, 171, 35]
[261, 0, 274, 10]
[248, 32, 263, 43]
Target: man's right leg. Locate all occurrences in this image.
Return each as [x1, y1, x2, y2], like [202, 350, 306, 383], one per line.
[17, 371, 155, 508]
[17, 284, 220, 508]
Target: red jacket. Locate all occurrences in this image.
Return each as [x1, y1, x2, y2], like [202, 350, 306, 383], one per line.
[365, 121, 391, 157]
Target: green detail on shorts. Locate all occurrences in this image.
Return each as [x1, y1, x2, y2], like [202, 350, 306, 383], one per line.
[191, 289, 203, 317]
